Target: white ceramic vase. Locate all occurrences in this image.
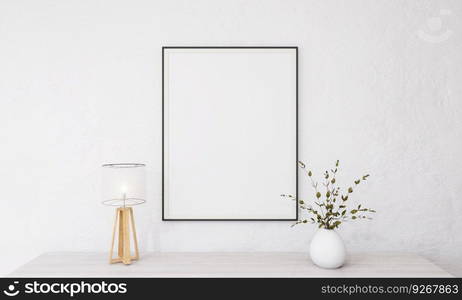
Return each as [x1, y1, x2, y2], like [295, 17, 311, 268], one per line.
[310, 228, 346, 269]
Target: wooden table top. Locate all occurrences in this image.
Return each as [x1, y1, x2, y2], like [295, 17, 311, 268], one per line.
[9, 252, 453, 278]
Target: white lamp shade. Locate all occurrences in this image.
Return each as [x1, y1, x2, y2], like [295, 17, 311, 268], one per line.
[102, 163, 146, 205]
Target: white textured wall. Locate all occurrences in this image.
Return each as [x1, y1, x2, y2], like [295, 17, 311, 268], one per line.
[1, 0, 461, 276]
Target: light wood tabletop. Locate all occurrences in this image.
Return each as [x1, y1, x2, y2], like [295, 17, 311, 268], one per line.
[9, 252, 453, 278]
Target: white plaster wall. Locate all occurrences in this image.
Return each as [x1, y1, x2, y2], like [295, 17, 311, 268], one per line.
[1, 0, 461, 276]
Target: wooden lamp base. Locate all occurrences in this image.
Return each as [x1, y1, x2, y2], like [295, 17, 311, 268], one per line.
[109, 207, 139, 265]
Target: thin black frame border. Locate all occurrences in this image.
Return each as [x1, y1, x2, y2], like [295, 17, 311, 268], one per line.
[162, 46, 298, 221]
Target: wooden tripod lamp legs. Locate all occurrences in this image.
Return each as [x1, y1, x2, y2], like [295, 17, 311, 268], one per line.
[109, 207, 140, 265]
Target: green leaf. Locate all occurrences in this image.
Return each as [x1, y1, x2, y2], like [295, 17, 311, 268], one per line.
[354, 180, 360, 185]
[326, 191, 331, 198]
[352, 216, 357, 220]
[331, 178, 336, 184]
[299, 200, 304, 204]
[348, 187, 353, 193]
[308, 171, 312, 176]
[351, 209, 358, 214]
[336, 160, 339, 167]
[316, 192, 321, 199]
[298, 161, 306, 168]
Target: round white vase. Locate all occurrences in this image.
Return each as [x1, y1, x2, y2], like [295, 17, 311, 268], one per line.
[310, 228, 346, 269]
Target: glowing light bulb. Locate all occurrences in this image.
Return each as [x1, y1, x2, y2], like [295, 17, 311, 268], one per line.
[121, 185, 128, 198]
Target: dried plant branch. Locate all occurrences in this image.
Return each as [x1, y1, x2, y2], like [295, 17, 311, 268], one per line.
[283, 160, 375, 230]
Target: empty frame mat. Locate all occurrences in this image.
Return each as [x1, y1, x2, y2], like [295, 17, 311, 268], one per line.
[163, 47, 297, 220]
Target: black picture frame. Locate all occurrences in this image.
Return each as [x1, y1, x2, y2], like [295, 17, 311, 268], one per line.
[162, 46, 298, 221]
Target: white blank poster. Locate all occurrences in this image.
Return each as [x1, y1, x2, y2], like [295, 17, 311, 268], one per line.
[163, 47, 297, 220]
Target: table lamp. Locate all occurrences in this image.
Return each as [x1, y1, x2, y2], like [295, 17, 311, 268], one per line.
[102, 163, 146, 265]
